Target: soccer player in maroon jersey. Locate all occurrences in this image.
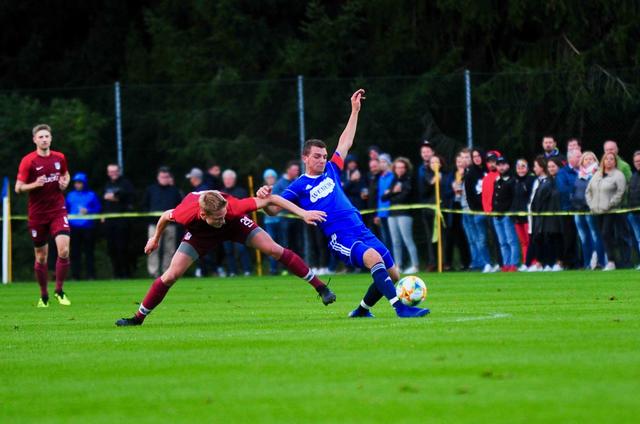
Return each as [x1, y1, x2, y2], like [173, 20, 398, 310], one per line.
[115, 190, 335, 326]
[15, 124, 72, 307]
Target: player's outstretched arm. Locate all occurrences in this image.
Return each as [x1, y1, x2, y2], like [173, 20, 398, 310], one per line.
[335, 89, 365, 159]
[254, 194, 326, 226]
[15, 177, 46, 194]
[144, 210, 174, 254]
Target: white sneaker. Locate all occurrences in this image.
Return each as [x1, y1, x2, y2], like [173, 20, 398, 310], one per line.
[543, 266, 552, 272]
[482, 264, 493, 273]
[603, 262, 616, 271]
[517, 264, 528, 272]
[194, 267, 203, 278]
[551, 264, 564, 272]
[217, 267, 227, 278]
[403, 266, 419, 274]
[317, 267, 330, 275]
[491, 264, 500, 273]
[311, 267, 319, 275]
[590, 252, 598, 270]
[527, 264, 542, 272]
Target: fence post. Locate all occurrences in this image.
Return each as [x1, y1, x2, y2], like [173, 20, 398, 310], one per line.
[2, 177, 12, 284]
[296, 75, 311, 262]
[114, 81, 124, 172]
[464, 70, 474, 149]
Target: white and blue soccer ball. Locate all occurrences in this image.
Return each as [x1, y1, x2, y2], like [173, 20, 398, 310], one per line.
[395, 276, 427, 306]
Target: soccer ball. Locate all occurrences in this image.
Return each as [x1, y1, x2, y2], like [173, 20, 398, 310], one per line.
[395, 276, 427, 306]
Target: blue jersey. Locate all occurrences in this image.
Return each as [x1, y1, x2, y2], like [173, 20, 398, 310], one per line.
[281, 153, 363, 236]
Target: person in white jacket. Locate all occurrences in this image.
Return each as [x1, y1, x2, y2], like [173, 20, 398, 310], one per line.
[586, 152, 627, 270]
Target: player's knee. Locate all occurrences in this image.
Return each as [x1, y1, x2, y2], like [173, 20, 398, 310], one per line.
[57, 246, 70, 259]
[161, 271, 178, 286]
[266, 243, 284, 260]
[35, 254, 47, 265]
[362, 248, 383, 268]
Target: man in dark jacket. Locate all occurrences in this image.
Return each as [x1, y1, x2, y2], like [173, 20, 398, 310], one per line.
[103, 163, 135, 278]
[142, 166, 183, 277]
[492, 157, 519, 271]
[342, 155, 366, 210]
[555, 150, 580, 268]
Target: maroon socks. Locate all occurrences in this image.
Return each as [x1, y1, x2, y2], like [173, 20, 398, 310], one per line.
[278, 248, 325, 290]
[135, 277, 171, 321]
[34, 261, 48, 299]
[55, 257, 70, 293]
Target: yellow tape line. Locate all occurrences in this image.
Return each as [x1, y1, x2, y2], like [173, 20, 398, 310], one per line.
[3, 204, 639, 221]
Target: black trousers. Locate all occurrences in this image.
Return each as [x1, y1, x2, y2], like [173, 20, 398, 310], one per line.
[561, 216, 578, 269]
[70, 227, 96, 279]
[595, 213, 627, 265]
[105, 220, 131, 278]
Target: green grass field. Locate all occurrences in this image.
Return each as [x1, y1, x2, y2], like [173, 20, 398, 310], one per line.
[1, 270, 639, 423]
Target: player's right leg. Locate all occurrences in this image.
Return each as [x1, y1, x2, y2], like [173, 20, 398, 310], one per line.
[34, 244, 49, 307]
[115, 245, 194, 326]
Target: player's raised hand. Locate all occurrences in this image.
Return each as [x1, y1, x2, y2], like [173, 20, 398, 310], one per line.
[144, 238, 159, 255]
[256, 185, 272, 199]
[351, 89, 366, 113]
[302, 210, 327, 226]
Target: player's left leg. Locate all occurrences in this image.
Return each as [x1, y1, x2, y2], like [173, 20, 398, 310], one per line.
[246, 229, 336, 305]
[116, 248, 194, 326]
[53, 234, 71, 305]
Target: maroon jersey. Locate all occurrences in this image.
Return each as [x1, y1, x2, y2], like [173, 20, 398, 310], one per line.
[17, 150, 68, 221]
[170, 191, 257, 232]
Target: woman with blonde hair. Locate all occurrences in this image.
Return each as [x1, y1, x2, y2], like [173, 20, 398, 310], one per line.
[586, 152, 627, 270]
[572, 151, 606, 269]
[382, 156, 420, 273]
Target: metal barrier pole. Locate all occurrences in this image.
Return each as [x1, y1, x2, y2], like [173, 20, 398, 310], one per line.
[247, 175, 263, 276]
[297, 75, 310, 262]
[464, 70, 473, 149]
[114, 81, 124, 172]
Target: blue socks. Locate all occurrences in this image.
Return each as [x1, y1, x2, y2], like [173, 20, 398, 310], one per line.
[370, 263, 399, 306]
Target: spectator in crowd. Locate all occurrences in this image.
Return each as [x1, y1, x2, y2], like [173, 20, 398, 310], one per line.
[512, 159, 536, 271]
[262, 168, 281, 275]
[572, 151, 606, 269]
[555, 149, 580, 269]
[586, 152, 627, 270]
[381, 157, 419, 274]
[273, 160, 302, 255]
[367, 145, 381, 161]
[528, 156, 562, 271]
[142, 166, 183, 278]
[463, 149, 493, 272]
[363, 157, 381, 237]
[448, 150, 471, 270]
[481, 150, 503, 270]
[603, 140, 633, 268]
[342, 155, 366, 209]
[541, 135, 566, 163]
[186, 167, 210, 192]
[603, 140, 632, 181]
[545, 157, 565, 270]
[628, 151, 640, 270]
[566, 138, 582, 155]
[103, 163, 135, 279]
[376, 153, 394, 248]
[66, 172, 101, 280]
[205, 163, 223, 190]
[221, 169, 252, 276]
[416, 141, 436, 270]
[492, 157, 520, 271]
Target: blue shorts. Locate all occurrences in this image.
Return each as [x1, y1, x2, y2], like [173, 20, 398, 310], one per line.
[327, 225, 394, 269]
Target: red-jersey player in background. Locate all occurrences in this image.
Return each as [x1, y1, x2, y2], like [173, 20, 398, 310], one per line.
[16, 124, 72, 307]
[116, 190, 335, 326]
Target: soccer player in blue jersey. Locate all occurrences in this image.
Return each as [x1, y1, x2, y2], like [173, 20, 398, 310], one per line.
[258, 89, 429, 318]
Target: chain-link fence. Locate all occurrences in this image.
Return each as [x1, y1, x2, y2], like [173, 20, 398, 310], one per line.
[2, 68, 640, 279]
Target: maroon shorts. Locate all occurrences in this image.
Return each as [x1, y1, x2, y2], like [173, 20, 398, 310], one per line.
[178, 215, 261, 259]
[28, 214, 71, 247]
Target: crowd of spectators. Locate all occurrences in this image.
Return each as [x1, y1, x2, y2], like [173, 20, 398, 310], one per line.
[63, 136, 640, 280]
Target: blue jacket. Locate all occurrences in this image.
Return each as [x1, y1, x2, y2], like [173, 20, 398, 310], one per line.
[66, 189, 101, 229]
[377, 171, 394, 218]
[555, 165, 578, 211]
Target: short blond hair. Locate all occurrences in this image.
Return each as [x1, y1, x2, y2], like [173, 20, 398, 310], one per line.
[579, 151, 598, 168]
[32, 124, 51, 136]
[199, 191, 227, 215]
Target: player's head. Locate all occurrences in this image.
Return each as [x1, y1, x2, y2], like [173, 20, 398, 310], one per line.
[199, 191, 228, 228]
[302, 139, 328, 176]
[32, 124, 52, 151]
